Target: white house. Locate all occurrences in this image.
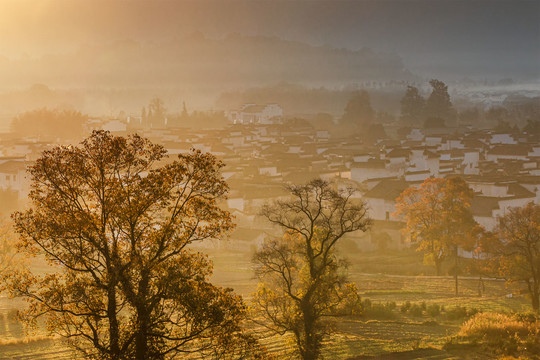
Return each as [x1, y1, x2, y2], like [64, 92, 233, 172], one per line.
[228, 104, 283, 124]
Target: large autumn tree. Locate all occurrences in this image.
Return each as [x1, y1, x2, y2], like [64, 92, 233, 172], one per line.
[395, 177, 477, 295]
[253, 179, 370, 360]
[6, 131, 263, 360]
[496, 202, 540, 312]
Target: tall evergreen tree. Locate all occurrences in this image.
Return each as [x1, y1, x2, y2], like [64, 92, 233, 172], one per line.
[340, 90, 374, 126]
[425, 79, 455, 126]
[400, 85, 425, 126]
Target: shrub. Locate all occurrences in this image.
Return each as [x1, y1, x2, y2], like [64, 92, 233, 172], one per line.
[364, 301, 397, 319]
[409, 303, 423, 317]
[362, 298, 372, 310]
[6, 309, 18, 322]
[420, 301, 427, 310]
[459, 313, 534, 340]
[445, 305, 468, 320]
[454, 312, 540, 356]
[400, 300, 411, 313]
[427, 303, 441, 317]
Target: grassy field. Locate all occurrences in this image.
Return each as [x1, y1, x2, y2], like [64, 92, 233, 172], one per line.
[0, 249, 535, 359]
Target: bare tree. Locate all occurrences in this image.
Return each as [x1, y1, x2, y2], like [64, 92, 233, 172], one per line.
[253, 179, 370, 360]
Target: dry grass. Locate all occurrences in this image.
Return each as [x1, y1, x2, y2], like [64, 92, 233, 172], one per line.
[459, 312, 537, 339]
[0, 334, 55, 346]
[0, 250, 537, 359]
[447, 312, 540, 358]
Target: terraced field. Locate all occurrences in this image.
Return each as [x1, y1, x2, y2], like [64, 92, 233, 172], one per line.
[0, 250, 533, 359]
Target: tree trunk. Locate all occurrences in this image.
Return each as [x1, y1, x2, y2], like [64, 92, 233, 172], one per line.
[532, 281, 539, 312]
[107, 283, 120, 360]
[434, 258, 442, 276]
[135, 304, 148, 360]
[300, 300, 319, 360]
[454, 245, 459, 296]
[135, 273, 150, 360]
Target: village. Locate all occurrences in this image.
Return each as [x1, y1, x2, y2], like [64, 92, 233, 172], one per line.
[1, 102, 538, 255]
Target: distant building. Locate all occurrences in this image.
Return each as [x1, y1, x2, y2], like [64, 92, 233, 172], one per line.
[228, 104, 283, 124]
[0, 158, 30, 199]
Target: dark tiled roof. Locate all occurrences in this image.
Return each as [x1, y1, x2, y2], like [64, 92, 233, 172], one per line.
[363, 179, 410, 201]
[471, 196, 500, 217]
[0, 160, 27, 174]
[507, 183, 536, 199]
[352, 159, 386, 169]
[488, 145, 531, 156]
[386, 148, 410, 158]
[242, 105, 267, 113]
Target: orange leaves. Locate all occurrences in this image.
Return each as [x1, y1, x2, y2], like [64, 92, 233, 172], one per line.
[5, 131, 261, 359]
[495, 202, 540, 311]
[396, 177, 477, 278]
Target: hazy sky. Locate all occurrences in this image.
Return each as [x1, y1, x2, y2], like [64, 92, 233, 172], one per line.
[0, 0, 538, 79]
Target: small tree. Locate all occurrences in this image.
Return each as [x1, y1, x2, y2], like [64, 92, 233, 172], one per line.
[395, 177, 476, 295]
[253, 179, 370, 360]
[400, 85, 425, 126]
[340, 90, 374, 126]
[496, 203, 540, 312]
[425, 79, 455, 126]
[147, 97, 167, 128]
[7, 131, 262, 360]
[0, 215, 19, 279]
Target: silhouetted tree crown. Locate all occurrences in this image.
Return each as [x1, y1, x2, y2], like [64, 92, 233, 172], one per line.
[254, 179, 370, 360]
[425, 79, 455, 126]
[6, 130, 264, 360]
[340, 90, 374, 126]
[495, 203, 540, 312]
[400, 85, 425, 125]
[395, 177, 477, 295]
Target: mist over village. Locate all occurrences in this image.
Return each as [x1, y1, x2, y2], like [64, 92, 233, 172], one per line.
[0, 1, 539, 359]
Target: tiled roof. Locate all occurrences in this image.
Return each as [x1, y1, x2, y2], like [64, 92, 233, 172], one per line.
[471, 196, 500, 217]
[363, 179, 410, 201]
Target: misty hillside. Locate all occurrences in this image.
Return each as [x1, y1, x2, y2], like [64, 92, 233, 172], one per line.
[0, 34, 413, 91]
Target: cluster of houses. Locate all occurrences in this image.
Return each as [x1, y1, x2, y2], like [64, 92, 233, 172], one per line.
[1, 104, 538, 252]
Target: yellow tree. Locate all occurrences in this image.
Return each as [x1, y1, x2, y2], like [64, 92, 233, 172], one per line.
[7, 131, 263, 360]
[0, 215, 19, 279]
[253, 179, 370, 360]
[395, 177, 476, 295]
[496, 203, 540, 312]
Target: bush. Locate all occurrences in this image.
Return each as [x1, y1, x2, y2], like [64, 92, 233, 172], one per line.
[400, 300, 411, 313]
[409, 303, 423, 317]
[453, 312, 540, 356]
[427, 304, 441, 317]
[364, 301, 397, 319]
[445, 305, 468, 320]
[467, 307, 479, 318]
[362, 298, 372, 310]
